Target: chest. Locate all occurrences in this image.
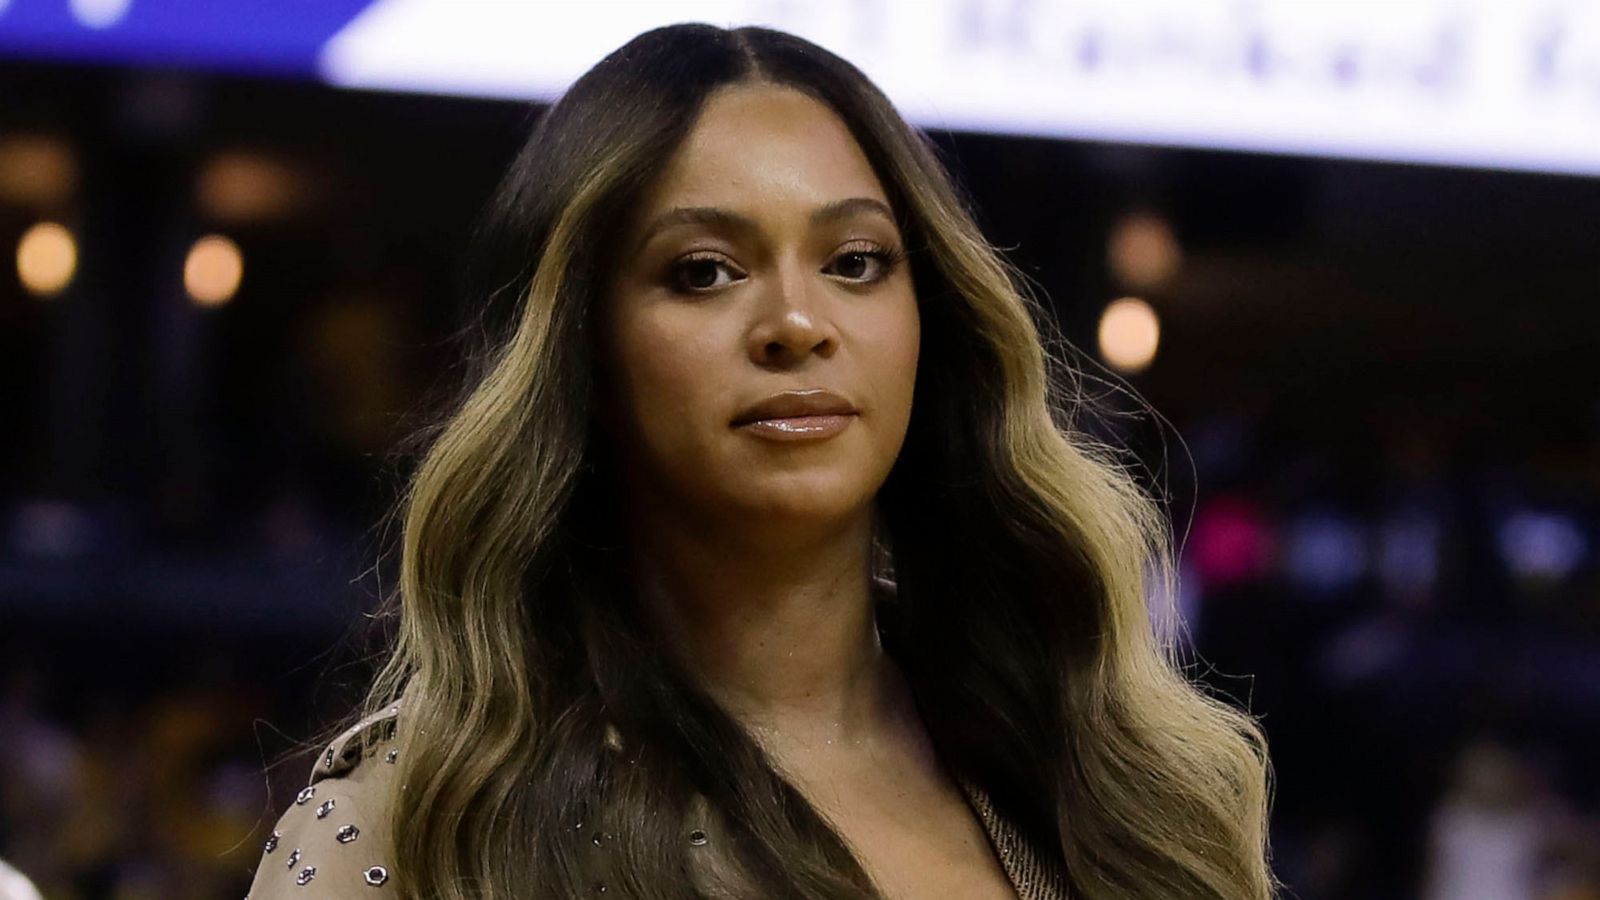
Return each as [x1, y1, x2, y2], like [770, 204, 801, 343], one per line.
[774, 747, 1044, 900]
[590, 776, 1065, 900]
[820, 776, 1021, 900]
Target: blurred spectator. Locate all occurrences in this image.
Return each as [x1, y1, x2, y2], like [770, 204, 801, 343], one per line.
[0, 858, 45, 900]
[1422, 742, 1548, 900]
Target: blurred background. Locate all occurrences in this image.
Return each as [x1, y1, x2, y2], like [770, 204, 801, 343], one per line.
[2, 1, 1597, 898]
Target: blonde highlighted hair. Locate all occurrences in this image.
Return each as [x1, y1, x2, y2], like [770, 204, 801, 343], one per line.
[331, 22, 1275, 900]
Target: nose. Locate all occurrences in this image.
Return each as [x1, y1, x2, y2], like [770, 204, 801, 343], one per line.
[747, 263, 838, 367]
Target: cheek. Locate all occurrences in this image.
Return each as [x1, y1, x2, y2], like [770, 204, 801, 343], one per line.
[866, 294, 921, 426]
[611, 309, 730, 444]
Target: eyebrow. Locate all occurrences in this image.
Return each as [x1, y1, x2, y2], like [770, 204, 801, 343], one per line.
[631, 197, 898, 257]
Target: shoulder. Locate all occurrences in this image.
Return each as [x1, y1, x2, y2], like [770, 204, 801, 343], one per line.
[246, 704, 402, 899]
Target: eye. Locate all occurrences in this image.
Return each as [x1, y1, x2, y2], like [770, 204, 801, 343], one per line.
[824, 243, 904, 284]
[668, 253, 744, 294]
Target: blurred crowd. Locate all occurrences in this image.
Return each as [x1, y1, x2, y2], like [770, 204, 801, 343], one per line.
[1176, 410, 1600, 899]
[0, 646, 329, 900]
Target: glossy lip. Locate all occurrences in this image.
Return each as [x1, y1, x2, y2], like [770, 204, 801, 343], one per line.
[737, 414, 855, 441]
[732, 389, 859, 442]
[731, 389, 858, 427]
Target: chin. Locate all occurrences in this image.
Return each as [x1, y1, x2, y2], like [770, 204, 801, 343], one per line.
[723, 473, 876, 523]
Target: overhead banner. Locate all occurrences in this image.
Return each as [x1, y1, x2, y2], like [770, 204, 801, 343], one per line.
[0, 0, 373, 74]
[4, 0, 1599, 177]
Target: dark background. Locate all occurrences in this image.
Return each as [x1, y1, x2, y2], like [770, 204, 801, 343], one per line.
[2, 57, 1597, 900]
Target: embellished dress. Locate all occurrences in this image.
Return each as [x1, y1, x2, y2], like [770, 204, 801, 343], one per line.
[245, 704, 1069, 899]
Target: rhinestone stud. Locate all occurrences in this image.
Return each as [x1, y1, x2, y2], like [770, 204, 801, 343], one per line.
[336, 824, 360, 844]
[384, 748, 398, 764]
[688, 829, 708, 846]
[295, 866, 317, 886]
[295, 786, 316, 805]
[363, 865, 389, 886]
[264, 831, 280, 854]
[285, 848, 301, 869]
[316, 799, 337, 819]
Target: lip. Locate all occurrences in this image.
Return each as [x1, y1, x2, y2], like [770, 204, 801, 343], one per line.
[731, 389, 858, 426]
[732, 389, 858, 441]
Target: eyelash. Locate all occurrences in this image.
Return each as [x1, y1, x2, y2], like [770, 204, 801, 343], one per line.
[666, 242, 907, 295]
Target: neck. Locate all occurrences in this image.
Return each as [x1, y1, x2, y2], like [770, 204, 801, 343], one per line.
[625, 502, 891, 746]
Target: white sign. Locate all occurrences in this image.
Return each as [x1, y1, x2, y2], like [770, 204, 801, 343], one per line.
[319, 0, 1600, 177]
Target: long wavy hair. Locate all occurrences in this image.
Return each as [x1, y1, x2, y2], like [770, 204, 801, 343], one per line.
[339, 21, 1275, 900]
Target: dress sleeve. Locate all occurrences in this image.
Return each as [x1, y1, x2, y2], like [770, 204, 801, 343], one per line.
[246, 707, 401, 899]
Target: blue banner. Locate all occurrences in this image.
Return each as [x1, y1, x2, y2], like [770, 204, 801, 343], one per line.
[0, 0, 378, 76]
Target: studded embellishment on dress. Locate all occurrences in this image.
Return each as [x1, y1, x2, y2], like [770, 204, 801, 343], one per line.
[336, 824, 360, 843]
[325, 747, 336, 769]
[316, 798, 337, 819]
[688, 829, 708, 846]
[295, 866, 317, 886]
[264, 831, 280, 853]
[295, 786, 316, 805]
[958, 777, 1070, 900]
[384, 747, 398, 763]
[363, 865, 389, 886]
[285, 848, 301, 869]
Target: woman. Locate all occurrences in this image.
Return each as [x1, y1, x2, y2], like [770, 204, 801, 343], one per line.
[248, 22, 1275, 900]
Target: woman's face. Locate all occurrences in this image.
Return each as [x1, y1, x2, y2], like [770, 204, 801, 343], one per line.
[601, 82, 920, 533]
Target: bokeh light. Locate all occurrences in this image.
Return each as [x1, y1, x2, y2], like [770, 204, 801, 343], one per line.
[15, 221, 77, 297]
[197, 152, 305, 223]
[1097, 296, 1161, 373]
[183, 234, 243, 307]
[0, 135, 77, 207]
[69, 0, 132, 29]
[1107, 212, 1181, 289]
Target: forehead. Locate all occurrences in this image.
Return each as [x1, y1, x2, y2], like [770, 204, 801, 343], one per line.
[638, 83, 891, 214]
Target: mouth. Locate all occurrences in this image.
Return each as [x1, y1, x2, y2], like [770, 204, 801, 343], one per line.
[731, 389, 858, 427]
[731, 389, 858, 441]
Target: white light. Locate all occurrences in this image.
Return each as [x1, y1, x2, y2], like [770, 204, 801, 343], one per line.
[184, 234, 243, 307]
[69, 0, 132, 29]
[16, 222, 77, 297]
[1097, 296, 1160, 373]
